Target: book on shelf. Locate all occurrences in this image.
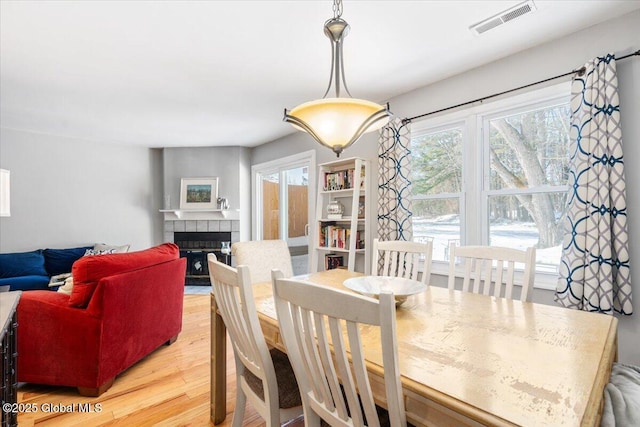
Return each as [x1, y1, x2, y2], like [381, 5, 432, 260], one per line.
[323, 166, 365, 191]
[318, 224, 363, 249]
[325, 254, 344, 270]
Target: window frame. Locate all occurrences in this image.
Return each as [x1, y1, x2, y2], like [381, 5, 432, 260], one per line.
[410, 83, 571, 290]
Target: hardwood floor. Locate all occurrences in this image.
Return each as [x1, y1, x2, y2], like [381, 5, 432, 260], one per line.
[16, 294, 281, 426]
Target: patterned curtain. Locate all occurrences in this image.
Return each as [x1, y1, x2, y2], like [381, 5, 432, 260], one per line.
[555, 53, 632, 315]
[378, 118, 413, 242]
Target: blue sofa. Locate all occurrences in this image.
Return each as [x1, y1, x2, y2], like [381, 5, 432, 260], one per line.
[0, 246, 92, 291]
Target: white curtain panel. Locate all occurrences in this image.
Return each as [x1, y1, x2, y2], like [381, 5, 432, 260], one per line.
[555, 53, 632, 315]
[377, 118, 413, 242]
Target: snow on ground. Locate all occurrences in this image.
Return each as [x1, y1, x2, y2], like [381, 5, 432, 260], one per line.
[413, 216, 561, 273]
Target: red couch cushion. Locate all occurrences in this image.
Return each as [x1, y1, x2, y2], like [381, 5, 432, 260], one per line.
[69, 243, 179, 308]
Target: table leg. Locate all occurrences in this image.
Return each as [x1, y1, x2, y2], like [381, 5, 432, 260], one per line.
[210, 292, 227, 424]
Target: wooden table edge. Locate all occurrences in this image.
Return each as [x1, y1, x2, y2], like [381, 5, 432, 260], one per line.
[581, 316, 618, 427]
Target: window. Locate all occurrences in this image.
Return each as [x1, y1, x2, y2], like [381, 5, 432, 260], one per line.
[411, 84, 570, 277]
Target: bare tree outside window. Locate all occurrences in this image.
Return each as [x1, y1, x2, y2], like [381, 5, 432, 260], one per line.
[487, 103, 570, 271]
[410, 97, 570, 272]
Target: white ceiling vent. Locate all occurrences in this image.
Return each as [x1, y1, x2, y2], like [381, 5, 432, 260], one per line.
[470, 0, 537, 35]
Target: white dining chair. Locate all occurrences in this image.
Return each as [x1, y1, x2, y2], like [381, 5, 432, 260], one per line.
[232, 240, 294, 284]
[372, 238, 433, 285]
[447, 244, 536, 302]
[208, 254, 302, 426]
[272, 269, 407, 427]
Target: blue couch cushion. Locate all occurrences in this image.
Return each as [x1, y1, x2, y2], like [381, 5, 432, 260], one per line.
[0, 275, 50, 291]
[44, 246, 92, 276]
[0, 250, 47, 278]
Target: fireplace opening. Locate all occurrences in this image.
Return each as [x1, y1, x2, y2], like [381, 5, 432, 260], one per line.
[174, 232, 232, 285]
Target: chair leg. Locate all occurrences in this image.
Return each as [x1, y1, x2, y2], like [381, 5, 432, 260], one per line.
[303, 408, 322, 427]
[165, 334, 179, 345]
[232, 374, 247, 427]
[266, 399, 280, 427]
[77, 377, 115, 397]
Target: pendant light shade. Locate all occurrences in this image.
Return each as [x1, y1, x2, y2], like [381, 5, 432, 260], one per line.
[284, 1, 391, 157]
[286, 98, 390, 154]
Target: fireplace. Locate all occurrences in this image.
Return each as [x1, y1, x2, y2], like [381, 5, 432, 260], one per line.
[174, 232, 232, 285]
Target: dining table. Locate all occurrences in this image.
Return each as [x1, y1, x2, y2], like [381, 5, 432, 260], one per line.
[210, 268, 618, 426]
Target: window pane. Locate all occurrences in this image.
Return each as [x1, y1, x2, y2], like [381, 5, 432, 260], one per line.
[286, 166, 309, 239]
[412, 126, 463, 262]
[488, 192, 568, 273]
[261, 173, 279, 240]
[413, 198, 460, 262]
[412, 128, 463, 195]
[488, 103, 570, 190]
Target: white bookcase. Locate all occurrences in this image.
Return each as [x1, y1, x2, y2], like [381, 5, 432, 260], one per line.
[311, 157, 370, 273]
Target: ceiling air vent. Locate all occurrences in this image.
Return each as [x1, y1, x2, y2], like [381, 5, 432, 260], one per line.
[470, 0, 537, 35]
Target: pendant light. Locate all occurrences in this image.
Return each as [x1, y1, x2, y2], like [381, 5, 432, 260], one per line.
[283, 0, 391, 157]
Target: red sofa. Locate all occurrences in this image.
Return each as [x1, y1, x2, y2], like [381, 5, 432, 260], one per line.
[16, 243, 187, 396]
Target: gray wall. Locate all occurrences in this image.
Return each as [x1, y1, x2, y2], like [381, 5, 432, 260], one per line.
[0, 127, 162, 252]
[162, 146, 251, 240]
[252, 10, 640, 364]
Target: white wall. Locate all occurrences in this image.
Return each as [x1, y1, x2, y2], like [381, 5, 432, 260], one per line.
[0, 127, 162, 252]
[252, 10, 640, 364]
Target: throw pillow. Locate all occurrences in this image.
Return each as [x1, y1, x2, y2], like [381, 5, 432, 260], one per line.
[84, 248, 116, 256]
[0, 250, 47, 278]
[43, 246, 93, 276]
[57, 276, 74, 295]
[93, 243, 130, 254]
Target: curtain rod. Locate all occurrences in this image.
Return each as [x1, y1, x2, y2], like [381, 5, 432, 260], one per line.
[402, 49, 640, 124]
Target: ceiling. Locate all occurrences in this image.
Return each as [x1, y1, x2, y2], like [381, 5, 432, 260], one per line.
[1, 1, 639, 149]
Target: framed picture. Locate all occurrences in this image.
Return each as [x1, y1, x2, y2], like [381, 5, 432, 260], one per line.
[180, 177, 218, 209]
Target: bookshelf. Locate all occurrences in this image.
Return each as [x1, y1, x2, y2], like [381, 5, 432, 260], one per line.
[311, 157, 370, 273]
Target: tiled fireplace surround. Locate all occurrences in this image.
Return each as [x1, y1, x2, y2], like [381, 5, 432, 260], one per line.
[163, 219, 240, 245]
[163, 218, 307, 277]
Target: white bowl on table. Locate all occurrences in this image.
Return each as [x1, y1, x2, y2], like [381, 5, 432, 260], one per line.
[343, 275, 427, 306]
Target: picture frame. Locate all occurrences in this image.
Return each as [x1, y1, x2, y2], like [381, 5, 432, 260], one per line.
[180, 177, 218, 210]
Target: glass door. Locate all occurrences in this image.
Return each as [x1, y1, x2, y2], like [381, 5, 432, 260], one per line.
[252, 151, 316, 272]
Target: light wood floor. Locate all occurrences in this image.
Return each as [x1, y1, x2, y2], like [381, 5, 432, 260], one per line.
[16, 294, 280, 426]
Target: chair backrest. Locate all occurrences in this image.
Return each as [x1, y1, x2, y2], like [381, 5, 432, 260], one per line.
[447, 244, 536, 302]
[207, 253, 280, 420]
[272, 270, 407, 427]
[232, 240, 294, 284]
[372, 238, 433, 284]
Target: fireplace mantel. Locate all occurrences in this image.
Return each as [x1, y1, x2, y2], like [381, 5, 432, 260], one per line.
[160, 209, 240, 221]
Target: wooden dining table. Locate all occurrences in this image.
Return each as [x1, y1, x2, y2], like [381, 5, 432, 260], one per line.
[210, 269, 618, 426]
